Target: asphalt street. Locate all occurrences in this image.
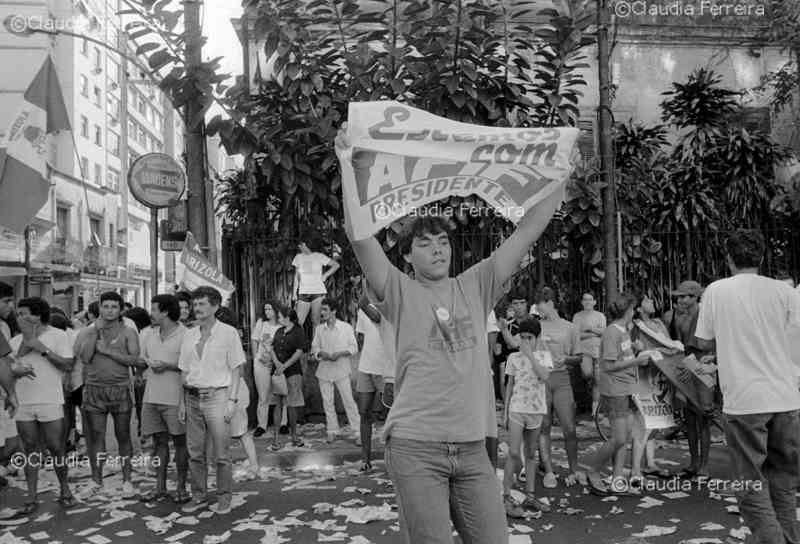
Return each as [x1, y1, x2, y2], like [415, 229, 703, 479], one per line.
[0, 417, 762, 544]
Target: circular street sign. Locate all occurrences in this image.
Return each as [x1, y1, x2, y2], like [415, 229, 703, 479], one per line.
[128, 153, 186, 209]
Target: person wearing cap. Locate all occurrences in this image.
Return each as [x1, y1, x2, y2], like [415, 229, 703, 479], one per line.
[695, 230, 800, 542]
[667, 280, 714, 481]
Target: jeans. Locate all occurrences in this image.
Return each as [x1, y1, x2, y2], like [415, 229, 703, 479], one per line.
[724, 410, 800, 544]
[185, 388, 232, 501]
[385, 438, 507, 544]
[253, 361, 272, 429]
[319, 377, 360, 434]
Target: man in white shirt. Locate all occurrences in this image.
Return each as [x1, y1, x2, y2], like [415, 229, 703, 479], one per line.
[695, 230, 800, 543]
[10, 297, 76, 513]
[312, 298, 360, 444]
[178, 287, 245, 516]
[0, 282, 19, 467]
[355, 296, 395, 471]
[139, 294, 189, 504]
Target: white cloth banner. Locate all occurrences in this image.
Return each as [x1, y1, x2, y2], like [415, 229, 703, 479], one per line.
[337, 101, 580, 241]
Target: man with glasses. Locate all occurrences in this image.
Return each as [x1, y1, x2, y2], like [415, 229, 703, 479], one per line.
[668, 280, 713, 481]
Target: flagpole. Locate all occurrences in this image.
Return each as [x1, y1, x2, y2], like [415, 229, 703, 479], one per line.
[23, 225, 30, 297]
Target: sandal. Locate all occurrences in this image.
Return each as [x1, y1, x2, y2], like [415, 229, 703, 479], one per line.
[58, 495, 78, 509]
[268, 443, 282, 452]
[503, 495, 525, 519]
[588, 475, 610, 497]
[359, 462, 373, 473]
[173, 490, 191, 505]
[140, 490, 171, 503]
[16, 500, 38, 517]
[522, 494, 551, 513]
[642, 468, 672, 479]
[292, 438, 305, 448]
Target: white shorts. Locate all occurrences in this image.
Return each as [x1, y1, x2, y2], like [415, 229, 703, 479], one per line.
[15, 403, 63, 423]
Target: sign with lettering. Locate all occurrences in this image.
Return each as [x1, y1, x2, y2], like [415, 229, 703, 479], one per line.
[632, 393, 675, 429]
[178, 232, 234, 302]
[337, 101, 579, 241]
[128, 153, 186, 209]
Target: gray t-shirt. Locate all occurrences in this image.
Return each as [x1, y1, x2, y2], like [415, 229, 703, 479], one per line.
[371, 256, 501, 442]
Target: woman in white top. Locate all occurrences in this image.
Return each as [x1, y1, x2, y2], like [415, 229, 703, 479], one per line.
[252, 301, 281, 437]
[292, 240, 340, 327]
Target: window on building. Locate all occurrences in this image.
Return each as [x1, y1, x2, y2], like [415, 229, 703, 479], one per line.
[93, 86, 102, 107]
[108, 131, 120, 157]
[108, 96, 120, 118]
[108, 59, 120, 85]
[80, 75, 89, 97]
[129, 150, 139, 169]
[128, 85, 137, 108]
[80, 156, 89, 177]
[89, 217, 102, 245]
[80, 116, 89, 138]
[93, 48, 101, 70]
[138, 94, 147, 115]
[107, 167, 120, 192]
[94, 125, 102, 146]
[139, 126, 147, 146]
[94, 163, 102, 185]
[108, 224, 115, 247]
[56, 206, 69, 241]
[81, 39, 88, 56]
[128, 119, 137, 141]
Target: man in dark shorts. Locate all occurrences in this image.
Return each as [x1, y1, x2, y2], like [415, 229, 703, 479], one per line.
[76, 291, 144, 496]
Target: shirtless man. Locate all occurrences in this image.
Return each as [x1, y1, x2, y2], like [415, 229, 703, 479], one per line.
[666, 280, 712, 480]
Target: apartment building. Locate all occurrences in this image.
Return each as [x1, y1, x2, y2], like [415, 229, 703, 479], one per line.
[0, 0, 188, 312]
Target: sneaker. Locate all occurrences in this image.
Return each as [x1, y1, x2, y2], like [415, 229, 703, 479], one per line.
[254, 427, 266, 438]
[182, 496, 208, 513]
[543, 472, 558, 489]
[210, 496, 232, 515]
[359, 462, 373, 473]
[503, 495, 525, 519]
[121, 481, 138, 499]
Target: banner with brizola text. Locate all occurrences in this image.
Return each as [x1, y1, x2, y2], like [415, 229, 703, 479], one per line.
[179, 232, 235, 303]
[337, 101, 580, 241]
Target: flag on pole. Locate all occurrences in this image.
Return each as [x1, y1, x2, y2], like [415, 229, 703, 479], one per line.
[0, 56, 71, 233]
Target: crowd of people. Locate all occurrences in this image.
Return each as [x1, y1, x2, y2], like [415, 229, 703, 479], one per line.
[0, 187, 797, 541]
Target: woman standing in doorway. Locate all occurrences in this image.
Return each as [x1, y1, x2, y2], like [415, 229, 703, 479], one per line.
[292, 239, 340, 327]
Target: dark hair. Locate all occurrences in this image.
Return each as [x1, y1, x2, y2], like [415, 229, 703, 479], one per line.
[176, 291, 192, 305]
[123, 307, 152, 332]
[397, 215, 452, 257]
[581, 291, 596, 299]
[192, 286, 222, 307]
[607, 293, 637, 321]
[726, 230, 765, 269]
[49, 313, 70, 331]
[87, 301, 100, 320]
[50, 307, 67, 317]
[100, 291, 124, 309]
[508, 288, 528, 303]
[260, 300, 279, 321]
[517, 316, 541, 337]
[215, 307, 238, 327]
[17, 297, 50, 324]
[0, 281, 13, 299]
[123, 302, 133, 311]
[535, 286, 556, 304]
[275, 304, 299, 325]
[152, 294, 181, 322]
[321, 297, 339, 314]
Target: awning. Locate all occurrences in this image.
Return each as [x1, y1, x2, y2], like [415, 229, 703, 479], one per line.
[0, 266, 26, 276]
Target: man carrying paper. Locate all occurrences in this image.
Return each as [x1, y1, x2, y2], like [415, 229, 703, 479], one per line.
[336, 106, 575, 543]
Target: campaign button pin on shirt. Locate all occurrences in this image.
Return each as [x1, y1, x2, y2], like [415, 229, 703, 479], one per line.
[436, 307, 450, 322]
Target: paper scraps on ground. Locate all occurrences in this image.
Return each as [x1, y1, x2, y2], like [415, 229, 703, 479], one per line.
[86, 536, 111, 544]
[167, 531, 195, 542]
[144, 516, 173, 534]
[337, 101, 579, 241]
[509, 535, 532, 544]
[27, 533, 47, 541]
[678, 539, 723, 544]
[700, 522, 726, 531]
[610, 506, 624, 515]
[333, 503, 398, 524]
[318, 533, 349, 541]
[115, 531, 134, 537]
[637, 497, 665, 509]
[601, 496, 618, 502]
[203, 530, 232, 544]
[512, 524, 534, 534]
[730, 527, 751, 539]
[632, 525, 678, 537]
[726, 505, 740, 514]
[347, 537, 373, 544]
[0, 533, 29, 544]
[663, 492, 690, 500]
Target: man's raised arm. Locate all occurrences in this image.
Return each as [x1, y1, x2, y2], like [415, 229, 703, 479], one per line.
[492, 187, 564, 286]
[336, 124, 392, 297]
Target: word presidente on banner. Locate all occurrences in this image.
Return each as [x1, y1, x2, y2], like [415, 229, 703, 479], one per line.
[368, 175, 527, 222]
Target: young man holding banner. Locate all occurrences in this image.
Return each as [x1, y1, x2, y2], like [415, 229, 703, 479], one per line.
[336, 109, 574, 543]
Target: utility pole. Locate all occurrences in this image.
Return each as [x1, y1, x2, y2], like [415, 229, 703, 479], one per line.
[597, 0, 618, 300]
[183, 0, 210, 260]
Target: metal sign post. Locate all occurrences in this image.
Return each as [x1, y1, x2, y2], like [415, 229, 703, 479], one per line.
[128, 153, 186, 298]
